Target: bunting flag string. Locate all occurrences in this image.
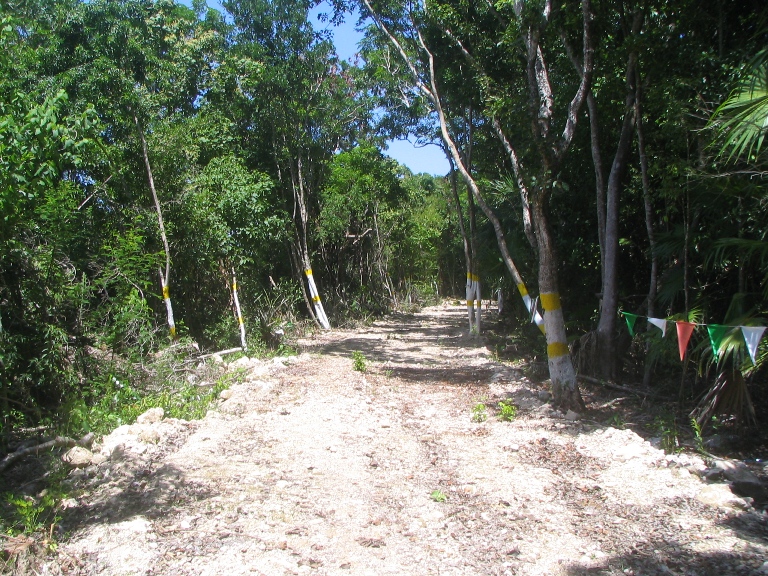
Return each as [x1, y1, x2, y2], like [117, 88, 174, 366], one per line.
[620, 311, 766, 365]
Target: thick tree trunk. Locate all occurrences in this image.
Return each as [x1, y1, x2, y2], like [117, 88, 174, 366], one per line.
[532, 195, 584, 411]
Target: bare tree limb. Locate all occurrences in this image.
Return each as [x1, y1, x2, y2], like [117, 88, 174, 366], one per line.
[0, 433, 94, 474]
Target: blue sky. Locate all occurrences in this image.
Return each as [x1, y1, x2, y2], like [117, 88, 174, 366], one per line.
[180, 0, 450, 176]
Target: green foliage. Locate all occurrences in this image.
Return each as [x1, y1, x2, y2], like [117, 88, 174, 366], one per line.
[249, 280, 303, 351]
[496, 399, 517, 422]
[690, 417, 704, 453]
[430, 489, 447, 503]
[607, 413, 625, 430]
[471, 402, 488, 423]
[653, 414, 681, 455]
[352, 350, 367, 373]
[3, 492, 61, 536]
[709, 47, 768, 163]
[60, 357, 245, 438]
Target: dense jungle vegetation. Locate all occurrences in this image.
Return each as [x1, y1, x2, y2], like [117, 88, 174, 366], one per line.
[1, 0, 767, 450]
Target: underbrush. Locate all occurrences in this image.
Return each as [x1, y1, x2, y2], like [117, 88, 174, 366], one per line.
[0, 342, 249, 553]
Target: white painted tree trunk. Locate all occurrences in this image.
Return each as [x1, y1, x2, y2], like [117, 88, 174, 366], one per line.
[465, 273, 481, 334]
[232, 270, 247, 350]
[304, 268, 330, 330]
[160, 272, 176, 340]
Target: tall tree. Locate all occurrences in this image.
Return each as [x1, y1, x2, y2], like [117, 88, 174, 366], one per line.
[358, 0, 594, 409]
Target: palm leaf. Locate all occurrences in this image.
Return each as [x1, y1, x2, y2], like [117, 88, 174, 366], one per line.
[709, 48, 768, 163]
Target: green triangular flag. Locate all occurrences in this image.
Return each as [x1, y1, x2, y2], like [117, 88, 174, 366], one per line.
[706, 324, 729, 360]
[622, 312, 638, 336]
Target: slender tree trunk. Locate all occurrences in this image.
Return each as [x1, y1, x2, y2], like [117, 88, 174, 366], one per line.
[465, 109, 481, 334]
[231, 268, 247, 350]
[135, 115, 176, 340]
[290, 244, 318, 326]
[595, 47, 639, 379]
[635, 80, 657, 318]
[289, 154, 330, 330]
[587, 91, 607, 282]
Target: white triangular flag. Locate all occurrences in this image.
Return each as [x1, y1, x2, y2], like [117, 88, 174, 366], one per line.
[648, 317, 667, 337]
[741, 326, 766, 366]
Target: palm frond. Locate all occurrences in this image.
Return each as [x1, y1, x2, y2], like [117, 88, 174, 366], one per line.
[709, 48, 768, 163]
[709, 237, 768, 297]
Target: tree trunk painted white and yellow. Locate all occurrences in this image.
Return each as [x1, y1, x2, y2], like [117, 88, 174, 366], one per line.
[160, 271, 176, 340]
[135, 114, 176, 340]
[304, 266, 330, 330]
[232, 269, 247, 350]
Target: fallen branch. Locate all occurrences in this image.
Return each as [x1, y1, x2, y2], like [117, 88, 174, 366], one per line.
[577, 374, 661, 398]
[0, 433, 94, 474]
[197, 347, 244, 360]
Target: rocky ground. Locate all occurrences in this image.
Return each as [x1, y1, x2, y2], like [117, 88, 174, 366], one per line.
[9, 303, 768, 575]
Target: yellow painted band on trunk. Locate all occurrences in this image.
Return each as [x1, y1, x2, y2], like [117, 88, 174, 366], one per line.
[312, 295, 321, 302]
[466, 300, 474, 307]
[162, 285, 170, 299]
[466, 273, 480, 282]
[540, 292, 561, 312]
[232, 282, 237, 291]
[538, 324, 547, 335]
[517, 283, 528, 297]
[305, 269, 313, 276]
[169, 326, 176, 337]
[238, 316, 244, 325]
[547, 342, 569, 358]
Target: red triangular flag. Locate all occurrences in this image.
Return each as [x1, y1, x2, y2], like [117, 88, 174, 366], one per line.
[676, 321, 696, 361]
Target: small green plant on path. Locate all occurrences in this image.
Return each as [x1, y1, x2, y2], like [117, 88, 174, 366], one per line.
[497, 399, 517, 422]
[430, 489, 447, 503]
[352, 350, 367, 372]
[607, 413, 625, 429]
[471, 402, 488, 423]
[691, 417, 705, 453]
[654, 414, 681, 454]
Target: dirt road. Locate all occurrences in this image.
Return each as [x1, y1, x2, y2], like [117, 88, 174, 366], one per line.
[51, 303, 768, 575]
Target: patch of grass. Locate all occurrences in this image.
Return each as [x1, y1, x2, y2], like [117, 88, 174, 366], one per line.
[352, 350, 367, 372]
[471, 402, 488, 423]
[60, 363, 245, 437]
[430, 489, 447, 503]
[497, 399, 517, 422]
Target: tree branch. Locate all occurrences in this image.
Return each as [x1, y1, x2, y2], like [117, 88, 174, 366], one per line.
[0, 433, 94, 474]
